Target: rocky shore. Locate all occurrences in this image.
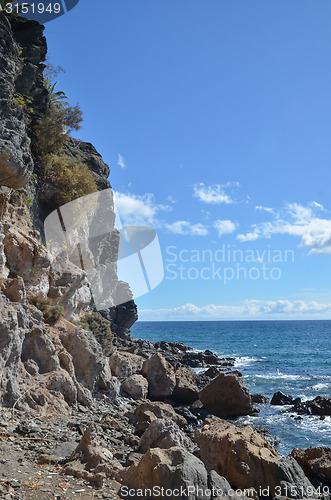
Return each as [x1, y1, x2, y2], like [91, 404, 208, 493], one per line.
[0, 10, 331, 500]
[0, 330, 330, 499]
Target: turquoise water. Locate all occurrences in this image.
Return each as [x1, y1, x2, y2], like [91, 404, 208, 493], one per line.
[130, 320, 331, 455]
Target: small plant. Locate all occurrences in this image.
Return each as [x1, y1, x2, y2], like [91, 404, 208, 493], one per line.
[44, 79, 68, 104]
[37, 299, 64, 324]
[12, 93, 33, 113]
[23, 198, 33, 205]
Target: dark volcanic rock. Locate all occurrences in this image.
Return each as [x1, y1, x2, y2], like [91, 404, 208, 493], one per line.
[294, 396, 331, 416]
[252, 394, 270, 404]
[271, 391, 294, 405]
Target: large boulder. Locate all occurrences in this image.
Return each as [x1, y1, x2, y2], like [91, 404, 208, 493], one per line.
[139, 418, 195, 453]
[198, 373, 254, 418]
[57, 320, 114, 396]
[128, 401, 186, 435]
[122, 374, 148, 400]
[291, 447, 331, 485]
[120, 447, 251, 500]
[109, 351, 144, 379]
[173, 366, 199, 403]
[142, 353, 176, 399]
[195, 418, 313, 497]
[119, 447, 210, 500]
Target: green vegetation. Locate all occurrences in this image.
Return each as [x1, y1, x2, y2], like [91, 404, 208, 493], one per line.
[37, 299, 64, 324]
[34, 101, 82, 157]
[40, 154, 97, 207]
[12, 93, 33, 113]
[44, 79, 68, 104]
[72, 312, 113, 345]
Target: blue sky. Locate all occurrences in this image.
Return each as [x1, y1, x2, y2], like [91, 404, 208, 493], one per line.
[44, 0, 331, 320]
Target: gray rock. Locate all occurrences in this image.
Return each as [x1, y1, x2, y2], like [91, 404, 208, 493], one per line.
[120, 447, 210, 500]
[139, 418, 195, 453]
[122, 374, 148, 400]
[142, 353, 176, 399]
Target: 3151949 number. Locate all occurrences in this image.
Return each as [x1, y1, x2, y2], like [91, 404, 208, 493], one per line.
[0, 3, 62, 14]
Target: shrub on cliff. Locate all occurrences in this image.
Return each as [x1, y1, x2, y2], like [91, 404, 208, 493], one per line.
[34, 101, 82, 157]
[37, 299, 64, 324]
[41, 154, 97, 207]
[72, 312, 114, 348]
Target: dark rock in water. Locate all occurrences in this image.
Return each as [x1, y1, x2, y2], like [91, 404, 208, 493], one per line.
[294, 396, 331, 416]
[271, 391, 294, 405]
[199, 373, 254, 418]
[291, 447, 331, 486]
[251, 394, 270, 404]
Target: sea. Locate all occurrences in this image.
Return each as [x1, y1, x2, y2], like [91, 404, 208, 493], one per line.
[130, 320, 331, 455]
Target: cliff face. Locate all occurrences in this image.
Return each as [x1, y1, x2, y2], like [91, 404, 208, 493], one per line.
[0, 12, 137, 413]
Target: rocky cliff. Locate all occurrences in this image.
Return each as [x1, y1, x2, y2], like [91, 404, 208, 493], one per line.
[0, 11, 137, 413]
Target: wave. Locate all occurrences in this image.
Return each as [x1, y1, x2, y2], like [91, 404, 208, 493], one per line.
[311, 383, 330, 391]
[254, 372, 309, 381]
[234, 356, 264, 367]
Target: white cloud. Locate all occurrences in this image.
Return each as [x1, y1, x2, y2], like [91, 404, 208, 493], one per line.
[255, 205, 275, 214]
[311, 201, 324, 210]
[237, 231, 260, 242]
[114, 191, 170, 226]
[214, 219, 238, 237]
[166, 221, 208, 236]
[117, 154, 126, 169]
[237, 202, 331, 255]
[193, 183, 234, 204]
[139, 299, 331, 321]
